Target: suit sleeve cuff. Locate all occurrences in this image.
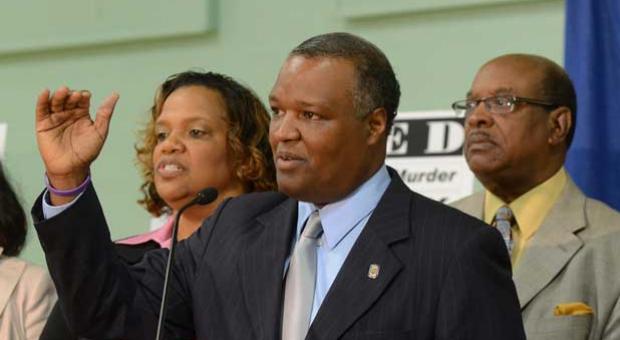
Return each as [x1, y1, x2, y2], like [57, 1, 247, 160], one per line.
[42, 189, 85, 220]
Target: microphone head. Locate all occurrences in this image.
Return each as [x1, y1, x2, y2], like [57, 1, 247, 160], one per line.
[194, 188, 218, 205]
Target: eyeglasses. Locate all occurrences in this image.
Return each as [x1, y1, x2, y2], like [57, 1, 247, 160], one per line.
[451, 95, 558, 117]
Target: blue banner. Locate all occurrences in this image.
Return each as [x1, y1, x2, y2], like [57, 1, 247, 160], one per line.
[564, 0, 620, 210]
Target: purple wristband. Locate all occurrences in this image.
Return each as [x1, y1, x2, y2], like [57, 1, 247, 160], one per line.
[44, 173, 91, 197]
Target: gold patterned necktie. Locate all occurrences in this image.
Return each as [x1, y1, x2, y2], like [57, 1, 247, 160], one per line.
[282, 211, 323, 340]
[493, 206, 514, 255]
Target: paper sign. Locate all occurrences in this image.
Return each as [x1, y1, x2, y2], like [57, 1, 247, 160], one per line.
[386, 111, 474, 203]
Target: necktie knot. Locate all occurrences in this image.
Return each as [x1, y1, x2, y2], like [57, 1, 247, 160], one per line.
[495, 205, 513, 222]
[302, 211, 323, 239]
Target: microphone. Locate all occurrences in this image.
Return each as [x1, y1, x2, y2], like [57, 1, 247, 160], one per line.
[191, 187, 219, 206]
[155, 188, 218, 340]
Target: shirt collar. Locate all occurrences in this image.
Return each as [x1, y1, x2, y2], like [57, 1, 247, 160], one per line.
[116, 215, 174, 249]
[484, 167, 567, 241]
[297, 165, 391, 249]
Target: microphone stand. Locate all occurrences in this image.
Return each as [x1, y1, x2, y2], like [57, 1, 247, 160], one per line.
[155, 188, 217, 340]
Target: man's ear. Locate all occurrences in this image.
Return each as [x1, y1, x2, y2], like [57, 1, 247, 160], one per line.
[548, 106, 572, 146]
[365, 107, 388, 145]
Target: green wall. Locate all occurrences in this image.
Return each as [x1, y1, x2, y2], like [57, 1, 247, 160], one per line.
[0, 0, 564, 265]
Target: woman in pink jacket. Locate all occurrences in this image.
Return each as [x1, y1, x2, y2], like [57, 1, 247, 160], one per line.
[0, 162, 57, 340]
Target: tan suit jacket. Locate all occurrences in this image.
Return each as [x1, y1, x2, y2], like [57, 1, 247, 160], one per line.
[0, 255, 57, 340]
[452, 177, 620, 340]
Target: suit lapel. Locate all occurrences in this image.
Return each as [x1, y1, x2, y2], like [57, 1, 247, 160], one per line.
[238, 198, 297, 340]
[513, 178, 586, 308]
[308, 173, 411, 340]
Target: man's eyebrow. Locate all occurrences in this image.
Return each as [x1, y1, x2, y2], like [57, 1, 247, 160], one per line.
[492, 87, 514, 95]
[267, 96, 328, 111]
[298, 99, 328, 110]
[466, 87, 515, 99]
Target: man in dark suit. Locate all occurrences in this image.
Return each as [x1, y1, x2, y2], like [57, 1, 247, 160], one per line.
[32, 33, 525, 339]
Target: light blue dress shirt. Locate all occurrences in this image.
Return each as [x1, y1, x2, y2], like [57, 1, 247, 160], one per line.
[293, 165, 391, 321]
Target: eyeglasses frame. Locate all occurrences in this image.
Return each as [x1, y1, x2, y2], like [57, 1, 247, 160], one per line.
[451, 95, 559, 117]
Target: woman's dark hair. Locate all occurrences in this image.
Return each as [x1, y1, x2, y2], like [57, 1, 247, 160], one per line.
[135, 71, 277, 216]
[0, 162, 27, 256]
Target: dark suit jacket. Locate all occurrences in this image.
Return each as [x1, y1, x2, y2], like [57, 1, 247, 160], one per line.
[40, 241, 160, 340]
[33, 172, 525, 339]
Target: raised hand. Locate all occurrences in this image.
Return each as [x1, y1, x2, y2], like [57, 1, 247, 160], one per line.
[35, 86, 119, 201]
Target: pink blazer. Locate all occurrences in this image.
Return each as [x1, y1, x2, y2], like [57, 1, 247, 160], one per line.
[0, 251, 57, 339]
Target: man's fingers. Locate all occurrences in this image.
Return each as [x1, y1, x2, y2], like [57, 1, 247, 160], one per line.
[64, 90, 82, 110]
[35, 88, 51, 122]
[94, 92, 120, 135]
[97, 92, 120, 118]
[50, 86, 70, 112]
[76, 90, 92, 109]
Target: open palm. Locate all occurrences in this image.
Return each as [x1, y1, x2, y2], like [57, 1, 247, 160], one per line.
[35, 86, 119, 180]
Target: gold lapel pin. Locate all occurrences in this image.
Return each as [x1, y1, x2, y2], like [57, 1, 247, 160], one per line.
[368, 264, 380, 279]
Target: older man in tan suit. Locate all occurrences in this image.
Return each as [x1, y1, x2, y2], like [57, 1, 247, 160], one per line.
[451, 54, 620, 340]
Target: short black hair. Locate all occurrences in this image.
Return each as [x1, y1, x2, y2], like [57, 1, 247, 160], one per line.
[290, 32, 401, 129]
[539, 62, 577, 148]
[0, 162, 27, 256]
